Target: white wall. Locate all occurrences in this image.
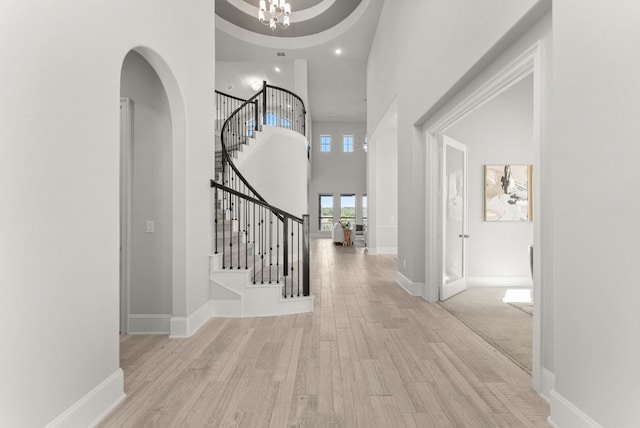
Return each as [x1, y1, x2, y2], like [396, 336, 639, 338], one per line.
[446, 76, 533, 284]
[550, 2, 640, 427]
[0, 1, 214, 426]
[121, 51, 173, 331]
[308, 121, 367, 237]
[216, 60, 295, 99]
[367, 108, 398, 254]
[367, 0, 554, 392]
[237, 126, 308, 217]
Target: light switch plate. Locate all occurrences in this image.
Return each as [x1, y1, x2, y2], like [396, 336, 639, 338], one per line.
[146, 220, 155, 233]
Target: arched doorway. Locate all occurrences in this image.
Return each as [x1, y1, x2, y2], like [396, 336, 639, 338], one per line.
[119, 49, 174, 334]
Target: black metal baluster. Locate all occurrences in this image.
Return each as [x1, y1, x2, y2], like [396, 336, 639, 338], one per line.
[214, 186, 218, 254]
[297, 221, 300, 296]
[245, 196, 248, 270]
[253, 202, 256, 284]
[303, 215, 310, 297]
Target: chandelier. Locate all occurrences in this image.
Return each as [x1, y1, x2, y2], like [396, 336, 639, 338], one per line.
[259, 0, 291, 31]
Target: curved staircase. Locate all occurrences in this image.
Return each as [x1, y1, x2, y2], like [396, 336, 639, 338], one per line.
[211, 82, 313, 317]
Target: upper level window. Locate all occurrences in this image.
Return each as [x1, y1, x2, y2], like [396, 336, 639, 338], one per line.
[320, 135, 331, 152]
[343, 135, 354, 152]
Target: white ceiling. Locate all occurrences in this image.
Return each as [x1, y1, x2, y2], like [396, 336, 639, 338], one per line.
[215, 0, 384, 123]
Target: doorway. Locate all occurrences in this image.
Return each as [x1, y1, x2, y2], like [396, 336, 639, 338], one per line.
[424, 42, 544, 390]
[120, 50, 173, 335]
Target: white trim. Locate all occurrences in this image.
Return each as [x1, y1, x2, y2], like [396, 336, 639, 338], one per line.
[539, 368, 555, 403]
[226, 0, 337, 24]
[45, 369, 125, 428]
[119, 97, 132, 334]
[395, 271, 423, 296]
[424, 40, 545, 395]
[549, 389, 604, 428]
[215, 0, 370, 50]
[169, 300, 213, 338]
[428, 42, 540, 135]
[365, 246, 397, 255]
[467, 276, 533, 287]
[127, 314, 171, 335]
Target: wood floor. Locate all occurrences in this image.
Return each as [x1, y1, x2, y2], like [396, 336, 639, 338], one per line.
[99, 239, 549, 427]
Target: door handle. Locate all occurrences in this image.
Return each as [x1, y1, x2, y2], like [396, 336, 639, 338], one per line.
[458, 234, 469, 238]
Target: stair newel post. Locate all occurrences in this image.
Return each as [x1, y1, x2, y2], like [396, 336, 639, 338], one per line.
[302, 214, 310, 297]
[236, 195, 241, 269]
[269, 211, 273, 284]
[290, 220, 300, 297]
[283, 217, 289, 292]
[244, 197, 249, 270]
[222, 189, 226, 269]
[253, 202, 256, 284]
[262, 80, 267, 126]
[213, 182, 218, 254]
[276, 218, 280, 285]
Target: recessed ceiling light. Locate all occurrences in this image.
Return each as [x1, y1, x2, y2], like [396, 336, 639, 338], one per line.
[274, 67, 281, 72]
[335, 48, 342, 55]
[251, 80, 262, 91]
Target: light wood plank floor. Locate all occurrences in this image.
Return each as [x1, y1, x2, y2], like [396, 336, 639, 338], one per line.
[99, 239, 549, 427]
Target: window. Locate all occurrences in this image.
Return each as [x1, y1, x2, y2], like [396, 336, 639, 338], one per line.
[343, 135, 354, 152]
[265, 112, 278, 126]
[319, 194, 334, 231]
[246, 119, 256, 137]
[320, 135, 331, 152]
[362, 194, 367, 229]
[340, 194, 356, 225]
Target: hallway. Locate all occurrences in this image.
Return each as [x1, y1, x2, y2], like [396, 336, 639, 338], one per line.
[99, 239, 549, 427]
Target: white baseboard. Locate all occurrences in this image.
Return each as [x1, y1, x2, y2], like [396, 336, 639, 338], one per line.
[311, 232, 331, 239]
[549, 389, 604, 428]
[127, 314, 171, 335]
[468, 276, 533, 287]
[539, 367, 555, 403]
[170, 300, 213, 338]
[366, 246, 397, 255]
[45, 369, 125, 428]
[211, 299, 243, 317]
[395, 271, 423, 296]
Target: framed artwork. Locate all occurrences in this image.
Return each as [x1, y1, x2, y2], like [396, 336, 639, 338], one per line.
[484, 164, 532, 221]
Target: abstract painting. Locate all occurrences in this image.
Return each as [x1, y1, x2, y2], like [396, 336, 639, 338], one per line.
[484, 164, 532, 221]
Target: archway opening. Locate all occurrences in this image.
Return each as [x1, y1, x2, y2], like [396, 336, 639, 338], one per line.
[119, 50, 174, 335]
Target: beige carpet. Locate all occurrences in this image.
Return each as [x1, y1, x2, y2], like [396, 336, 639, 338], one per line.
[440, 287, 533, 373]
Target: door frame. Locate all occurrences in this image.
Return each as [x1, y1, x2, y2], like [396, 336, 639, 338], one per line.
[424, 41, 545, 392]
[120, 97, 132, 334]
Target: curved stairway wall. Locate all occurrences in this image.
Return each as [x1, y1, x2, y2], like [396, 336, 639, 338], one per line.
[234, 126, 308, 217]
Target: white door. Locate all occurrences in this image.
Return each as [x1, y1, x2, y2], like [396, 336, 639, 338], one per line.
[441, 135, 468, 300]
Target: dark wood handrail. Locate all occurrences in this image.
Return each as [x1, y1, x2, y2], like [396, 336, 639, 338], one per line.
[210, 180, 302, 224]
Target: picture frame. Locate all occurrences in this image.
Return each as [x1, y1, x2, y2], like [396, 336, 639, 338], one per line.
[484, 164, 532, 221]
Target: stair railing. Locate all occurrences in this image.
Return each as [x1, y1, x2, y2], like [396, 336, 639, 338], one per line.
[213, 82, 309, 297]
[211, 180, 309, 297]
